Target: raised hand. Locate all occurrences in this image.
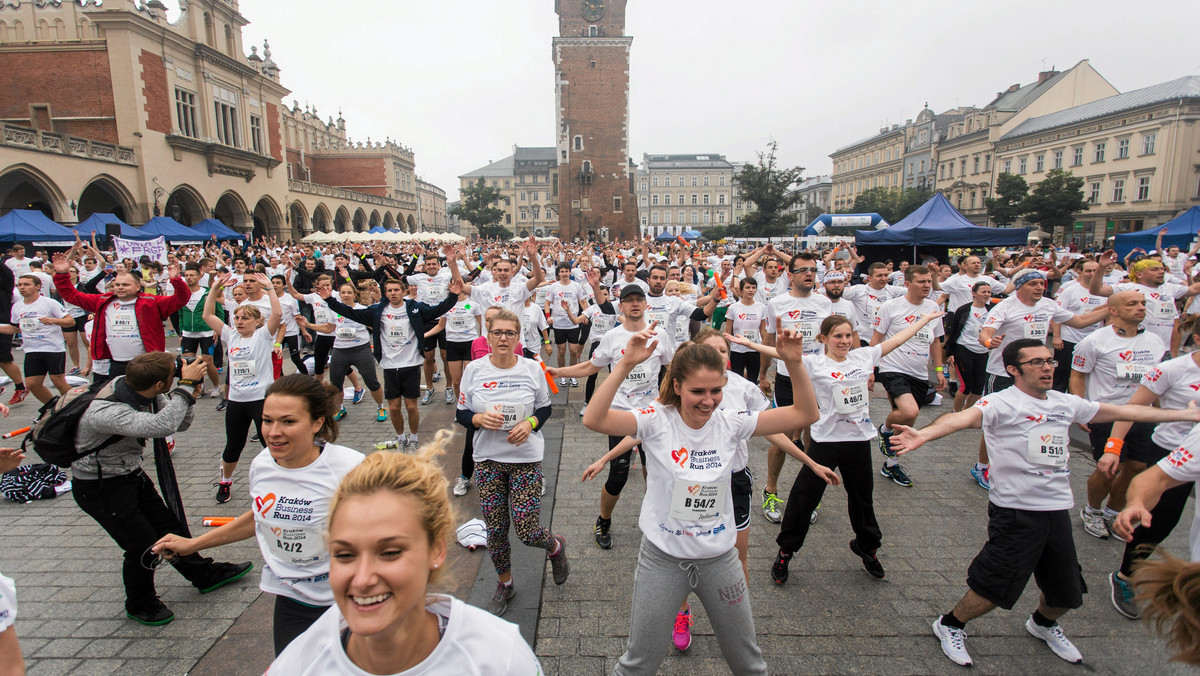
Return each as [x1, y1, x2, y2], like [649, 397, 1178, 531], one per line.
[51, 252, 72, 275]
[620, 325, 659, 367]
[774, 325, 805, 362]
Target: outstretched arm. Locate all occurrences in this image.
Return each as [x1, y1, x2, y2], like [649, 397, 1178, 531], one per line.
[890, 407, 984, 455]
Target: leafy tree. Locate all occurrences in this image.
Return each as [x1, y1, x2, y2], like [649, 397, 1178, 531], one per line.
[852, 187, 901, 223]
[1023, 169, 1087, 239]
[704, 225, 727, 241]
[984, 173, 1030, 226]
[450, 178, 509, 239]
[736, 141, 805, 237]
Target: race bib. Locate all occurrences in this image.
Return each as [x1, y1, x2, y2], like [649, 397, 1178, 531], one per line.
[231, 360, 254, 383]
[385, 321, 411, 344]
[914, 325, 933, 345]
[535, 287, 549, 305]
[266, 523, 324, 566]
[489, 402, 525, 431]
[448, 315, 473, 333]
[647, 311, 668, 328]
[625, 362, 651, 386]
[336, 326, 356, 340]
[112, 310, 135, 331]
[314, 308, 332, 324]
[18, 318, 39, 334]
[1026, 427, 1068, 467]
[738, 328, 760, 343]
[834, 382, 869, 414]
[1116, 363, 1150, 380]
[592, 315, 614, 335]
[668, 479, 727, 522]
[1152, 300, 1175, 320]
[425, 283, 447, 300]
[1023, 320, 1048, 340]
[797, 319, 818, 341]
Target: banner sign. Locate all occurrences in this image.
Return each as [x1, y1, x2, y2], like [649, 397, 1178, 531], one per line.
[829, 215, 873, 229]
[113, 236, 168, 264]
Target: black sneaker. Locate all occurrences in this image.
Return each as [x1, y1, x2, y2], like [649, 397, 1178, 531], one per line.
[594, 517, 612, 550]
[771, 550, 793, 585]
[880, 462, 913, 487]
[126, 597, 174, 626]
[216, 398, 228, 411]
[250, 432, 261, 443]
[195, 561, 253, 594]
[548, 535, 569, 585]
[215, 481, 232, 504]
[850, 539, 885, 579]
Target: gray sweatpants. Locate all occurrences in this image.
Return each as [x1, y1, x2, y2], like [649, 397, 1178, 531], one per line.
[614, 536, 767, 676]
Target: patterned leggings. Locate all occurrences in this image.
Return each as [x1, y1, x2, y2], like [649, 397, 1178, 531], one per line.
[477, 459, 554, 577]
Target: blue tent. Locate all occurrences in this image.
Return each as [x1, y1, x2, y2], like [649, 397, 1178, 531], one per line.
[368, 225, 388, 234]
[804, 213, 887, 236]
[74, 213, 130, 238]
[681, 229, 703, 241]
[855, 193, 1028, 246]
[126, 217, 204, 243]
[0, 209, 77, 242]
[192, 218, 247, 241]
[1114, 207, 1200, 260]
[654, 230, 677, 241]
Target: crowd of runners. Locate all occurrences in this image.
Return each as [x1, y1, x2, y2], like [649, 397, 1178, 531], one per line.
[1, 232, 1200, 674]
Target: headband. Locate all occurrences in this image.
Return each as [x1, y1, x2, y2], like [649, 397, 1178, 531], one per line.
[1129, 259, 1162, 281]
[823, 272, 845, 282]
[1012, 269, 1046, 289]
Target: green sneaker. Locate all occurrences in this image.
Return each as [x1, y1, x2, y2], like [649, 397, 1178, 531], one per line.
[762, 489, 783, 523]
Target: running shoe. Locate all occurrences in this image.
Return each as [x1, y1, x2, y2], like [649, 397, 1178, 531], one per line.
[1110, 572, 1140, 619]
[558, 377, 568, 388]
[569, 377, 578, 388]
[1080, 507, 1109, 540]
[432, 370, 442, 383]
[672, 607, 693, 651]
[594, 517, 612, 549]
[195, 561, 253, 594]
[810, 501, 821, 524]
[1024, 617, 1083, 664]
[762, 489, 783, 523]
[453, 476, 470, 496]
[547, 535, 569, 585]
[334, 406, 346, 421]
[771, 549, 792, 585]
[7, 389, 28, 405]
[1102, 510, 1118, 538]
[208, 387, 222, 399]
[68, 367, 82, 376]
[126, 597, 174, 626]
[579, 403, 587, 417]
[970, 465, 991, 490]
[850, 539, 885, 579]
[403, 437, 418, 454]
[877, 425, 895, 458]
[421, 389, 435, 405]
[881, 463, 913, 487]
[352, 388, 365, 404]
[445, 388, 454, 404]
[250, 432, 260, 443]
[930, 393, 943, 406]
[376, 406, 387, 422]
[932, 616, 972, 667]
[488, 582, 514, 616]
[216, 398, 228, 411]
[215, 481, 232, 504]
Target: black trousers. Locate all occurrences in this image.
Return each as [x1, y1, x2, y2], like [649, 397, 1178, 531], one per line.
[281, 335, 307, 374]
[777, 439, 882, 555]
[223, 398, 264, 464]
[1120, 480, 1195, 576]
[1052, 340, 1076, 393]
[72, 470, 215, 609]
[729, 350, 760, 382]
[273, 595, 328, 656]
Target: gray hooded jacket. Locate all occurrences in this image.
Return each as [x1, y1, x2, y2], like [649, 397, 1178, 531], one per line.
[71, 378, 196, 480]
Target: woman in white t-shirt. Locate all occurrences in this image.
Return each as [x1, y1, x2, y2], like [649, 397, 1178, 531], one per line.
[582, 326, 819, 675]
[722, 277, 767, 381]
[434, 284, 482, 413]
[154, 375, 364, 655]
[266, 435, 542, 675]
[297, 282, 384, 423]
[204, 272, 281, 504]
[455, 308, 568, 618]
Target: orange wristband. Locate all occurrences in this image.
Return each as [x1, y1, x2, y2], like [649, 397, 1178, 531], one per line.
[1103, 438, 1124, 456]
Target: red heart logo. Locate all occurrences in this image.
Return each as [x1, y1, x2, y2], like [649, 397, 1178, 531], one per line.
[1118, 351, 1132, 361]
[671, 447, 689, 467]
[254, 492, 276, 517]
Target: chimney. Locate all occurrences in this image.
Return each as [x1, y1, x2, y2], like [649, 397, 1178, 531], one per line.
[1006, 83, 1020, 94]
[1037, 70, 1059, 84]
[905, 118, 912, 125]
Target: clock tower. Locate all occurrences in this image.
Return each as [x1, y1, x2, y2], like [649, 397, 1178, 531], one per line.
[553, 0, 638, 241]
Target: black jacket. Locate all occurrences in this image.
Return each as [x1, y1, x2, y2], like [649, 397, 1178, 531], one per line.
[325, 294, 457, 361]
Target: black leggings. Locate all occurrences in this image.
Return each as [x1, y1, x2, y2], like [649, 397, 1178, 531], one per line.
[584, 343, 601, 402]
[1119, 480, 1195, 576]
[777, 439, 881, 555]
[272, 595, 328, 656]
[462, 432, 475, 479]
[312, 335, 334, 375]
[951, 346, 989, 396]
[281, 335, 307, 374]
[604, 434, 646, 496]
[1052, 340, 1077, 393]
[222, 398, 264, 464]
[729, 350, 760, 382]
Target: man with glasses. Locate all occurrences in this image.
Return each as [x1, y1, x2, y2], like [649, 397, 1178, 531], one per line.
[759, 252, 832, 521]
[889, 338, 1200, 668]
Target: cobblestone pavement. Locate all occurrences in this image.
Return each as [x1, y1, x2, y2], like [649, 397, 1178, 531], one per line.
[1, 342, 1195, 675]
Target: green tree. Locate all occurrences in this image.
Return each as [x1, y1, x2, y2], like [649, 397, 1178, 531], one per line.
[1023, 169, 1087, 239]
[852, 187, 901, 222]
[450, 178, 510, 240]
[984, 173, 1030, 226]
[895, 186, 933, 221]
[736, 141, 805, 237]
[703, 225, 727, 241]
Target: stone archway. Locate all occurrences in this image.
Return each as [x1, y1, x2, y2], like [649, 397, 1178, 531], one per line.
[213, 191, 250, 232]
[334, 206, 350, 233]
[0, 164, 68, 220]
[313, 203, 332, 233]
[352, 208, 366, 233]
[77, 175, 136, 224]
[252, 196, 283, 241]
[369, 210, 381, 230]
[165, 185, 207, 225]
[382, 212, 396, 230]
[287, 201, 308, 239]
[406, 214, 417, 233]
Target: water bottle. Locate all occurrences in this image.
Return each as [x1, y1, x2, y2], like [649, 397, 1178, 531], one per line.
[374, 440, 400, 450]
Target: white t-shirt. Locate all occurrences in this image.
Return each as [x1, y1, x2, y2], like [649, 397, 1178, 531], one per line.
[581, 305, 617, 345]
[407, 269, 452, 306]
[221, 326, 275, 402]
[249, 443, 365, 606]
[470, 281, 532, 315]
[643, 293, 695, 347]
[973, 387, 1099, 511]
[956, 305, 991, 355]
[804, 347, 881, 443]
[546, 281, 587, 330]
[458, 356, 551, 464]
[0, 571, 15, 633]
[611, 276, 650, 299]
[1140, 354, 1200, 450]
[981, 296, 1075, 377]
[1112, 282, 1187, 347]
[519, 304, 548, 350]
[764, 292, 833, 375]
[826, 297, 860, 334]
[753, 272, 790, 305]
[331, 307, 371, 350]
[874, 297, 944, 379]
[1055, 283, 1107, 343]
[103, 299, 143, 361]
[303, 293, 336, 336]
[588, 324, 675, 410]
[11, 295, 66, 353]
[1156, 430, 1200, 562]
[444, 299, 481, 343]
[942, 273, 1005, 312]
[268, 595, 542, 676]
[278, 295, 301, 338]
[379, 304, 421, 369]
[719, 371, 772, 471]
[841, 284, 904, 337]
[239, 295, 274, 324]
[726, 300, 766, 353]
[634, 405, 759, 559]
[1070, 327, 1165, 404]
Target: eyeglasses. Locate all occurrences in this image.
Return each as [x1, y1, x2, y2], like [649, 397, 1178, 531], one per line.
[488, 330, 519, 339]
[791, 267, 818, 274]
[1017, 358, 1058, 369]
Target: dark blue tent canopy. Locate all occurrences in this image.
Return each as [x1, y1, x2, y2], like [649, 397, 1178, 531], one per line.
[804, 213, 887, 236]
[855, 193, 1028, 246]
[192, 218, 247, 241]
[0, 209, 77, 242]
[74, 213, 130, 238]
[368, 225, 388, 234]
[126, 217, 204, 243]
[654, 230, 677, 241]
[1114, 207, 1200, 260]
[681, 229, 703, 241]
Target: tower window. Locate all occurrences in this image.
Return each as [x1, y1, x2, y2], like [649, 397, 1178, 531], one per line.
[573, 136, 583, 151]
[589, 25, 598, 37]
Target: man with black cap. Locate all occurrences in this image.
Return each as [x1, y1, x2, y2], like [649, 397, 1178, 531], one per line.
[548, 284, 675, 550]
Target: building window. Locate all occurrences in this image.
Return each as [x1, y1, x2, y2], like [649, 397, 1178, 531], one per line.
[639, 181, 647, 192]
[717, 212, 726, 223]
[175, 88, 198, 138]
[1053, 150, 1063, 169]
[588, 25, 598, 37]
[702, 193, 710, 205]
[957, 193, 963, 209]
[519, 192, 526, 202]
[1088, 182, 1101, 204]
[690, 194, 698, 205]
[690, 211, 699, 223]
[573, 136, 583, 151]
[249, 114, 262, 153]
[651, 195, 659, 206]
[919, 160, 925, 173]
[639, 196, 647, 207]
[718, 194, 726, 205]
[940, 164, 945, 179]
[1094, 142, 1106, 163]
[1112, 178, 1125, 202]
[1117, 138, 1129, 159]
[973, 156, 979, 174]
[663, 212, 671, 224]
[703, 176, 710, 186]
[691, 176, 698, 187]
[212, 84, 240, 147]
[613, 196, 622, 212]
[651, 176, 658, 187]
[960, 158, 967, 176]
[1137, 176, 1150, 201]
[719, 176, 726, 186]
[678, 195, 685, 205]
[678, 177, 685, 187]
[985, 155, 991, 172]
[970, 191, 976, 208]
[1142, 133, 1156, 155]
[678, 210, 685, 222]
[651, 212, 659, 224]
[1035, 154, 1044, 172]
[1072, 147, 1083, 166]
[519, 208, 528, 221]
[1018, 157, 1027, 174]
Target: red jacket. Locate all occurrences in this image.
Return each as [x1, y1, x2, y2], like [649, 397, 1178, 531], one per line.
[53, 272, 189, 361]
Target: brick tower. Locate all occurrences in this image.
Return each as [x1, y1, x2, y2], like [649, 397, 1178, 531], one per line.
[554, 0, 638, 242]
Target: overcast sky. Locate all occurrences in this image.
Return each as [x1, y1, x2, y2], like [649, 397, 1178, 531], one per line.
[207, 0, 1200, 202]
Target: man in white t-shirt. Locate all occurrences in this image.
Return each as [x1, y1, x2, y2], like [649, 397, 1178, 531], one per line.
[4, 245, 32, 277]
[891, 338, 1200, 669]
[1089, 251, 1200, 355]
[939, 255, 1008, 312]
[545, 263, 590, 384]
[448, 239, 544, 316]
[1052, 259, 1105, 392]
[1, 274, 72, 403]
[842, 262, 905, 342]
[821, 272, 860, 344]
[408, 256, 454, 404]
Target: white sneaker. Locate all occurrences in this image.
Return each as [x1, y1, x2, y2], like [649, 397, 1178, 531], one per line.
[453, 476, 470, 497]
[569, 377, 578, 388]
[931, 392, 944, 406]
[579, 403, 587, 417]
[1025, 617, 1082, 664]
[558, 377, 567, 387]
[1079, 507, 1110, 539]
[932, 616, 972, 667]
[403, 437, 417, 454]
[208, 386, 222, 399]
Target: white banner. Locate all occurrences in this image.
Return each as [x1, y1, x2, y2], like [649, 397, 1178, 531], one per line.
[113, 236, 168, 264]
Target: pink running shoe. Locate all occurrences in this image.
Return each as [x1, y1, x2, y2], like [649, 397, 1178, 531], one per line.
[672, 607, 692, 651]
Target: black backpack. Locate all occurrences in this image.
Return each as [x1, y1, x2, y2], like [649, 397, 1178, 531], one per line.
[23, 380, 122, 468]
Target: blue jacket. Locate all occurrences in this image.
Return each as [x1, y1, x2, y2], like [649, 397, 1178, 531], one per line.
[325, 294, 457, 361]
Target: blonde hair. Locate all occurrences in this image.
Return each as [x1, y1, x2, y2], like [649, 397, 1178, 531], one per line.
[328, 429, 456, 585]
[657, 341, 725, 408]
[486, 308, 521, 332]
[234, 304, 263, 325]
[1134, 549, 1200, 665]
[693, 326, 728, 350]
